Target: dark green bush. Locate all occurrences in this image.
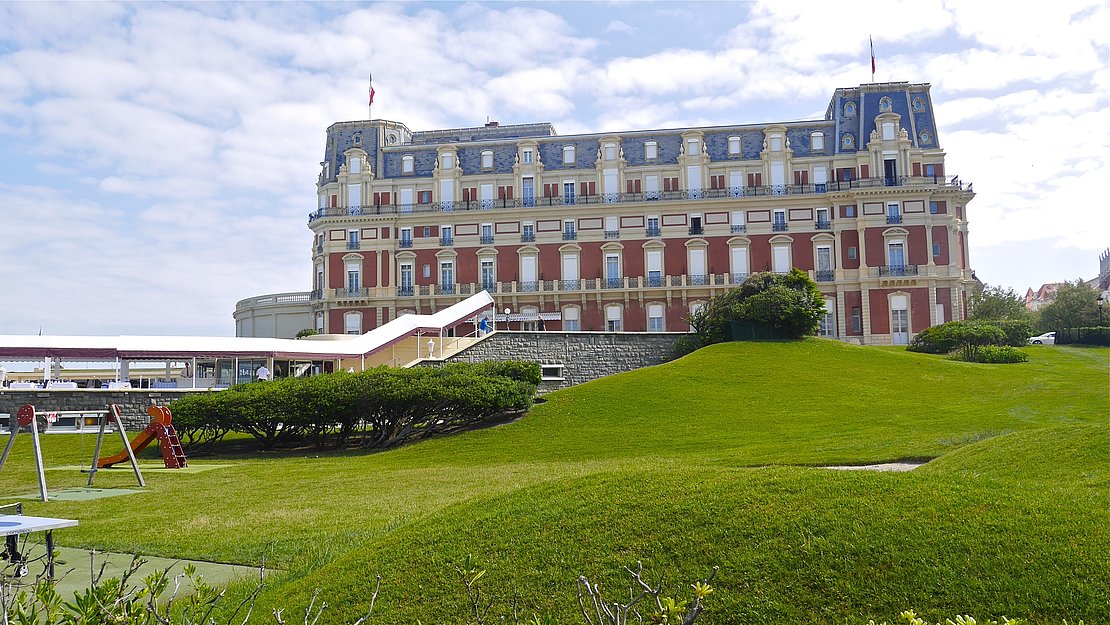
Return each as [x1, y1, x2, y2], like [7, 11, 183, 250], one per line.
[669, 336, 699, 360]
[907, 321, 963, 354]
[988, 319, 1035, 347]
[689, 269, 824, 346]
[1055, 326, 1110, 346]
[952, 345, 1029, 364]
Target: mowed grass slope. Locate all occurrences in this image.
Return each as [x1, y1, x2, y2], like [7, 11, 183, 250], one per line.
[1, 341, 1106, 623]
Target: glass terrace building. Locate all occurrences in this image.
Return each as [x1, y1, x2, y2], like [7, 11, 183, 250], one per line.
[234, 81, 975, 345]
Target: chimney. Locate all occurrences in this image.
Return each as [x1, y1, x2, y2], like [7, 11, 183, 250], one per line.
[485, 120, 500, 128]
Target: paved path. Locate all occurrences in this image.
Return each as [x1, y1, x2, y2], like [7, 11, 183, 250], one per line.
[4, 544, 261, 600]
[823, 461, 928, 472]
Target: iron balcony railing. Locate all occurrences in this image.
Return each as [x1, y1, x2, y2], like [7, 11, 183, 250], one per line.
[308, 175, 970, 222]
[399, 239, 413, 248]
[563, 230, 577, 240]
[878, 264, 918, 277]
[320, 270, 845, 303]
[815, 270, 836, 282]
[815, 220, 832, 230]
[604, 230, 620, 239]
[309, 289, 322, 300]
[646, 227, 661, 237]
[439, 236, 454, 246]
[731, 224, 746, 233]
[347, 241, 361, 250]
[315, 244, 323, 253]
[887, 214, 903, 224]
[773, 222, 788, 232]
[521, 232, 535, 242]
[689, 226, 704, 235]
[480, 235, 495, 244]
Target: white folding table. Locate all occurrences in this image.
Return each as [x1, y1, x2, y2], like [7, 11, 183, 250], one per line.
[0, 514, 78, 578]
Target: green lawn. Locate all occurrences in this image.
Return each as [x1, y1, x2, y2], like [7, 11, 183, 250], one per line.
[0, 340, 1106, 624]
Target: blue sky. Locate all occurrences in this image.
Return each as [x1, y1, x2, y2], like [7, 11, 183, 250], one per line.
[1, 0, 1107, 336]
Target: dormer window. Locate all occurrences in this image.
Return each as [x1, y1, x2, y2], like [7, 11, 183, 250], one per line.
[842, 134, 854, 149]
[604, 143, 617, 160]
[912, 97, 926, 112]
[769, 135, 783, 151]
[844, 101, 856, 116]
[402, 155, 414, 175]
[353, 134, 362, 145]
[522, 148, 533, 164]
[563, 145, 575, 164]
[440, 153, 454, 170]
[349, 157, 361, 174]
[686, 138, 700, 156]
[728, 136, 741, 155]
[645, 141, 658, 160]
[481, 150, 494, 170]
[882, 122, 896, 141]
[879, 96, 893, 112]
[811, 132, 824, 151]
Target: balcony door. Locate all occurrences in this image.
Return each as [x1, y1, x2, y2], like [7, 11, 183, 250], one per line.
[888, 242, 905, 270]
[521, 255, 537, 291]
[891, 295, 909, 345]
[688, 248, 706, 283]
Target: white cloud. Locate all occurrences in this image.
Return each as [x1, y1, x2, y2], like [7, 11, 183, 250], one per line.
[0, 0, 1106, 337]
[605, 20, 636, 34]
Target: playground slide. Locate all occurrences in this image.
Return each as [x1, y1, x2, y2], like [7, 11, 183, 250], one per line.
[96, 427, 157, 468]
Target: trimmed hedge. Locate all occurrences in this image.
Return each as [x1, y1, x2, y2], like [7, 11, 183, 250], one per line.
[1054, 326, 1110, 346]
[170, 362, 540, 450]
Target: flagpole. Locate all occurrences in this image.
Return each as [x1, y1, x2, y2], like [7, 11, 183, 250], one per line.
[368, 71, 374, 120]
[870, 36, 876, 83]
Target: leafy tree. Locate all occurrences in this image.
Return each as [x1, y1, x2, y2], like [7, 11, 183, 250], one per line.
[295, 328, 318, 338]
[1039, 280, 1101, 335]
[970, 285, 1031, 321]
[689, 269, 824, 345]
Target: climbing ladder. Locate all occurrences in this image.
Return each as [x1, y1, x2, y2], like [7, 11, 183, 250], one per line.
[154, 414, 188, 468]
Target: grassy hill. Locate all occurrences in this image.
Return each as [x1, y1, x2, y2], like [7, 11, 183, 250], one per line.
[1, 340, 1106, 623]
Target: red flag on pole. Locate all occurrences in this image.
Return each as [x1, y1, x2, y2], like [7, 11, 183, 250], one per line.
[870, 36, 876, 80]
[368, 71, 375, 106]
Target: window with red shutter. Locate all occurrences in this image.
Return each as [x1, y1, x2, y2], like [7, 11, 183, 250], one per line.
[381, 192, 390, 205]
[860, 164, 869, 178]
[663, 177, 672, 192]
[634, 179, 641, 193]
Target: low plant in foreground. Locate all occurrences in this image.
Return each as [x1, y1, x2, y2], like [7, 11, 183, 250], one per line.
[870, 609, 1085, 625]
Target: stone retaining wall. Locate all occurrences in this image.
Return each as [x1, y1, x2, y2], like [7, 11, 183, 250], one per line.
[0, 390, 214, 430]
[441, 331, 690, 392]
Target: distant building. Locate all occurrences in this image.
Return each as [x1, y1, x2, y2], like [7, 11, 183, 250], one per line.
[1025, 283, 1062, 311]
[235, 81, 976, 345]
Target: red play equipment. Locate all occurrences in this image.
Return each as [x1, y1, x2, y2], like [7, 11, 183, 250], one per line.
[97, 404, 188, 469]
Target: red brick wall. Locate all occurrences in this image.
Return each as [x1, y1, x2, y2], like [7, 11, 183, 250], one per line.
[362, 252, 377, 288]
[869, 290, 890, 334]
[844, 291, 863, 336]
[908, 226, 928, 265]
[932, 226, 949, 265]
[840, 230, 860, 269]
[936, 287, 952, 323]
[328, 252, 345, 288]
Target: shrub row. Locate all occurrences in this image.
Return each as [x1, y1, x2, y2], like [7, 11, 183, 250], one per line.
[908, 319, 1033, 355]
[1053, 326, 1110, 346]
[170, 361, 540, 450]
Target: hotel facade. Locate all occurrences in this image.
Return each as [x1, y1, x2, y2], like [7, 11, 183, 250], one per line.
[234, 81, 975, 345]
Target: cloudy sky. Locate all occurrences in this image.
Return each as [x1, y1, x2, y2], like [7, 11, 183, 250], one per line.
[0, 0, 1107, 337]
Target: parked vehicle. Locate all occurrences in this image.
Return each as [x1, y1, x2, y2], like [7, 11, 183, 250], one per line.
[1028, 332, 1056, 345]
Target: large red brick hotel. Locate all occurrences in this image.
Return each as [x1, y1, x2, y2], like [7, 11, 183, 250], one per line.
[234, 81, 975, 345]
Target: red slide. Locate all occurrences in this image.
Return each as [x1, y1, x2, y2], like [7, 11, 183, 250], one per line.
[97, 405, 188, 469]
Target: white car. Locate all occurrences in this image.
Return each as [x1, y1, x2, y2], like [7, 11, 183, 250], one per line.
[1028, 332, 1056, 345]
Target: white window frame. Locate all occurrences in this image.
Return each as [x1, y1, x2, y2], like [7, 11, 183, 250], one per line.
[401, 155, 414, 174]
[645, 141, 658, 160]
[728, 136, 741, 155]
[647, 303, 665, 332]
[344, 311, 362, 335]
[348, 157, 361, 174]
[604, 143, 617, 160]
[562, 306, 580, 331]
[605, 304, 623, 332]
[440, 152, 454, 170]
[811, 132, 824, 150]
[563, 145, 575, 164]
[481, 150, 494, 169]
[522, 148, 533, 165]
